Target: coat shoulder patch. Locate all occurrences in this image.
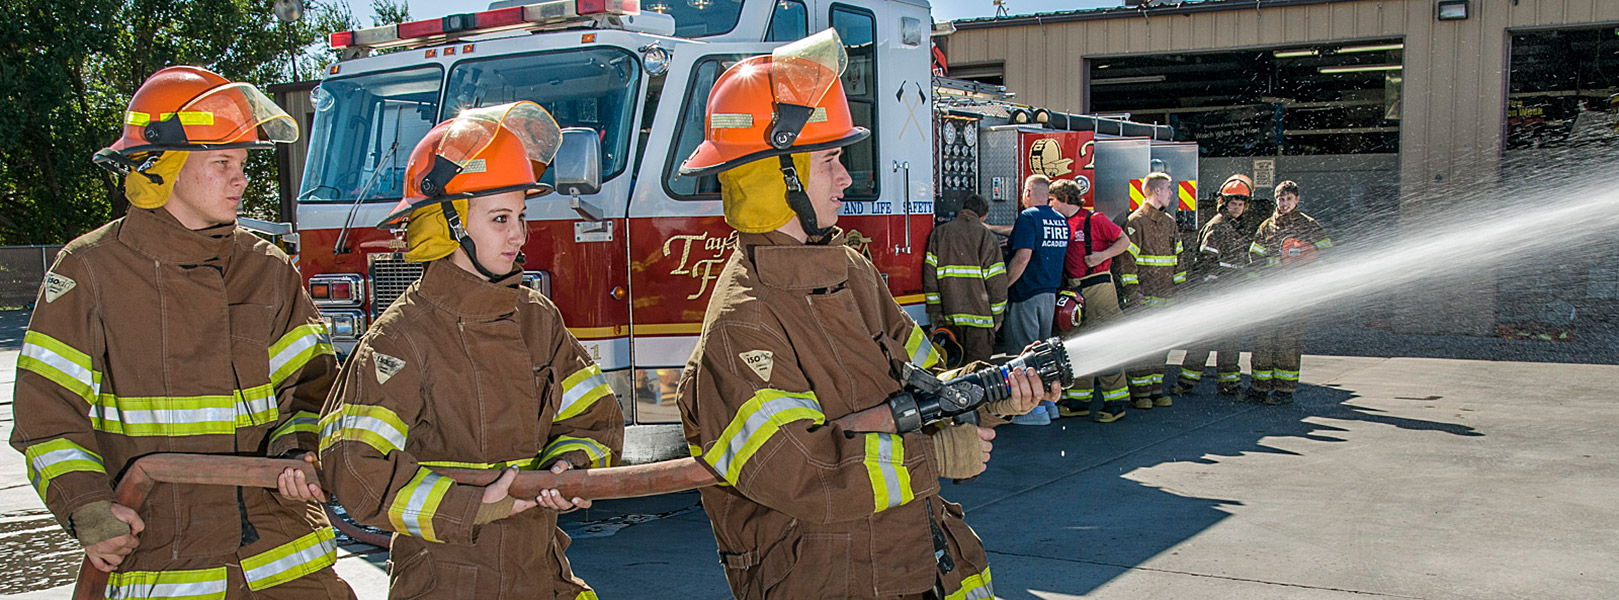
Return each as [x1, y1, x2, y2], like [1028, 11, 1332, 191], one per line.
[739, 350, 773, 382]
[374, 352, 406, 384]
[44, 272, 76, 304]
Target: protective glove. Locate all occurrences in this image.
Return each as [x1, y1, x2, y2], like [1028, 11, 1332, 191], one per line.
[71, 500, 131, 547]
[930, 423, 988, 479]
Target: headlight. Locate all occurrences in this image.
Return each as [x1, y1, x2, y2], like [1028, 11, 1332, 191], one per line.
[309, 274, 366, 308]
[319, 310, 366, 340]
[641, 44, 671, 76]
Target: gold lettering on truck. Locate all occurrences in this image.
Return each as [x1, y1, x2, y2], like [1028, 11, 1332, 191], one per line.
[664, 231, 739, 300]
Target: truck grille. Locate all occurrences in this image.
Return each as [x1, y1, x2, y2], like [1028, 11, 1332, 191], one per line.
[368, 254, 425, 316]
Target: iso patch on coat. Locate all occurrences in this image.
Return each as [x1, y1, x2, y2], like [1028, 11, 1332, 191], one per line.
[374, 352, 406, 384]
[44, 272, 76, 303]
[739, 350, 773, 382]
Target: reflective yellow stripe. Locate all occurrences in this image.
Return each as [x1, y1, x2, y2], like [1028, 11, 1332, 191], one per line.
[1173, 271, 1187, 283]
[924, 252, 938, 266]
[18, 330, 100, 403]
[1137, 255, 1178, 266]
[575, 591, 600, 600]
[269, 410, 320, 447]
[319, 404, 408, 455]
[556, 364, 613, 422]
[268, 324, 334, 386]
[1250, 241, 1268, 255]
[1126, 243, 1141, 257]
[864, 433, 915, 512]
[1102, 386, 1130, 401]
[1252, 370, 1273, 380]
[24, 438, 104, 501]
[388, 468, 453, 541]
[1119, 274, 1139, 285]
[702, 389, 825, 484]
[946, 568, 994, 600]
[904, 326, 941, 369]
[540, 435, 613, 468]
[925, 293, 941, 304]
[945, 314, 995, 328]
[1316, 238, 1334, 249]
[240, 527, 337, 591]
[990, 301, 1007, 315]
[985, 263, 1006, 278]
[105, 566, 228, 600]
[88, 384, 278, 436]
[936, 265, 990, 278]
[1274, 368, 1300, 381]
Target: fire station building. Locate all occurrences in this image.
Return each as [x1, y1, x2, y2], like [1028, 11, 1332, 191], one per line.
[938, 0, 1619, 335]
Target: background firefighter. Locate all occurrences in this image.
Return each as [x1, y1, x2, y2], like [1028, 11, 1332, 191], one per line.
[9, 66, 355, 599]
[1172, 174, 1256, 398]
[922, 193, 1008, 364]
[673, 30, 1059, 600]
[1113, 172, 1190, 410]
[1047, 179, 1133, 422]
[1246, 180, 1334, 405]
[318, 102, 623, 600]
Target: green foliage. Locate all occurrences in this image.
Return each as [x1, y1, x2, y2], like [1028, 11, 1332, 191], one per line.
[0, 0, 394, 244]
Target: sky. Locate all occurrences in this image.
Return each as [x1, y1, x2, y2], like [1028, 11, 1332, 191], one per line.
[342, 0, 1123, 27]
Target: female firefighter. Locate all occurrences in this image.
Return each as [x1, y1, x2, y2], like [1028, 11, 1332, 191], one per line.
[673, 30, 1061, 599]
[319, 101, 623, 600]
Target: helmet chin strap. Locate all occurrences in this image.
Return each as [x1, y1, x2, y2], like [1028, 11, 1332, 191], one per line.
[778, 155, 831, 240]
[440, 200, 520, 282]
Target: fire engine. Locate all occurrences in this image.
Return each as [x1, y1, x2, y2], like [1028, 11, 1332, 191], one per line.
[290, 0, 1198, 425]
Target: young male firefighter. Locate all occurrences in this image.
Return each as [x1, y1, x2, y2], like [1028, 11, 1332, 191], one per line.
[1171, 174, 1254, 398]
[674, 30, 1059, 600]
[922, 193, 1008, 364]
[9, 66, 355, 598]
[1246, 180, 1333, 405]
[319, 101, 623, 599]
[1114, 172, 1190, 410]
[1047, 179, 1133, 422]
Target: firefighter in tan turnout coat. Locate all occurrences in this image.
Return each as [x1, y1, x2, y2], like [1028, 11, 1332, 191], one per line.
[1172, 174, 1255, 397]
[319, 102, 623, 600]
[1114, 172, 1190, 409]
[9, 66, 355, 599]
[673, 31, 1059, 600]
[1246, 180, 1333, 404]
[922, 193, 1008, 364]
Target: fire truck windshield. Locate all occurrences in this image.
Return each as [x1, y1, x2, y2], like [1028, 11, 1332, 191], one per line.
[644, 0, 744, 38]
[299, 65, 443, 204]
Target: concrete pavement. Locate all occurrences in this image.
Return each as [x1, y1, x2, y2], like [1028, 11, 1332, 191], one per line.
[1, 304, 1615, 598]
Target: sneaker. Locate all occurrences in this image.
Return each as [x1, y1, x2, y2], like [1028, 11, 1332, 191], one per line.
[1057, 405, 1091, 418]
[1042, 401, 1060, 420]
[1132, 398, 1154, 410]
[1266, 391, 1293, 405]
[1092, 404, 1127, 423]
[1152, 394, 1173, 407]
[1012, 409, 1052, 426]
[1169, 382, 1193, 396]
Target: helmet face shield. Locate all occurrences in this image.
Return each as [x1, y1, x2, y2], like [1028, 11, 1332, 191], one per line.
[440, 102, 562, 170]
[770, 29, 847, 109]
[381, 100, 563, 227]
[137, 82, 298, 148]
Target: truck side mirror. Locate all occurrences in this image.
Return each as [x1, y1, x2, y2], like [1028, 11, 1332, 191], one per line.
[554, 127, 602, 197]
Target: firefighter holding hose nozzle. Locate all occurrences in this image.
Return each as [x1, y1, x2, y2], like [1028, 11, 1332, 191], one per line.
[317, 101, 623, 599]
[673, 30, 1062, 600]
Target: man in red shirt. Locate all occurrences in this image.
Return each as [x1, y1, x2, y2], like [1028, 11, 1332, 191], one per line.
[1049, 179, 1134, 422]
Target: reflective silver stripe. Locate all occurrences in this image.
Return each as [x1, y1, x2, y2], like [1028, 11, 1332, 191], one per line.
[324, 414, 407, 452]
[873, 434, 903, 510]
[21, 340, 97, 395]
[557, 367, 611, 419]
[268, 329, 330, 382]
[710, 393, 822, 478]
[909, 338, 931, 367]
[241, 529, 337, 590]
[397, 471, 449, 538]
[105, 568, 228, 600]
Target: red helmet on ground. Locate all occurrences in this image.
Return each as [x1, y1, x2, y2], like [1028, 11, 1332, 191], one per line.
[1054, 289, 1085, 333]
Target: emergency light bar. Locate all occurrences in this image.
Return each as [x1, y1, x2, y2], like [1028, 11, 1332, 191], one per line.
[331, 0, 640, 51]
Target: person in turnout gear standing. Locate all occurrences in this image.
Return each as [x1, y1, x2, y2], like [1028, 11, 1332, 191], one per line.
[319, 101, 622, 600]
[922, 193, 1008, 365]
[9, 66, 356, 599]
[1114, 172, 1190, 410]
[1246, 180, 1333, 405]
[1171, 174, 1255, 398]
[1047, 179, 1133, 422]
[674, 30, 1060, 600]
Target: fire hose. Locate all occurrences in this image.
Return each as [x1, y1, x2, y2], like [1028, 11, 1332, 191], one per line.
[72, 339, 1072, 599]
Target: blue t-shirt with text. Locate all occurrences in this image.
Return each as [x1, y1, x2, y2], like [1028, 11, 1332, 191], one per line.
[1008, 205, 1070, 302]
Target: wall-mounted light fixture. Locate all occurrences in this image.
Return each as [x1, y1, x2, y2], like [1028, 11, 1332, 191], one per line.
[1091, 75, 1167, 85]
[1319, 64, 1404, 74]
[1436, 0, 1469, 21]
[1273, 48, 1318, 58]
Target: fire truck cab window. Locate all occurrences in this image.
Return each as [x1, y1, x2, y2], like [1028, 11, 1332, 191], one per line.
[765, 0, 807, 43]
[832, 4, 879, 199]
[664, 56, 747, 199]
[644, 0, 744, 38]
[298, 66, 442, 204]
[446, 48, 642, 181]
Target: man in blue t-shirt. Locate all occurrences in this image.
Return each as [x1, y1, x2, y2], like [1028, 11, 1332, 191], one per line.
[1005, 174, 1070, 359]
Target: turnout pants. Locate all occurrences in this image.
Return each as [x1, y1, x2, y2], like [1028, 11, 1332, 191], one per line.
[1062, 275, 1130, 408]
[1251, 317, 1306, 393]
[945, 324, 996, 366]
[1178, 338, 1242, 393]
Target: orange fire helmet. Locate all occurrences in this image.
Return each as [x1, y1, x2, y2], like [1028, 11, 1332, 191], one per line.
[1219, 174, 1253, 199]
[380, 101, 562, 226]
[94, 66, 297, 166]
[1054, 289, 1085, 334]
[679, 29, 869, 177]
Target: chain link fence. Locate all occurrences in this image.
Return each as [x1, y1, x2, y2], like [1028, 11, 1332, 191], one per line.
[0, 245, 63, 309]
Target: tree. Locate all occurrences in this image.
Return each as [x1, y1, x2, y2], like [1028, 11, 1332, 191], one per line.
[0, 0, 378, 244]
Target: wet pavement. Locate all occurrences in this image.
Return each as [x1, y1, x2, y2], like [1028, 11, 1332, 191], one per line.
[2, 307, 1616, 599]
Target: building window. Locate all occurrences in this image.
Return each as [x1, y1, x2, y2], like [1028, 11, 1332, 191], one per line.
[766, 0, 807, 42]
[1507, 26, 1619, 150]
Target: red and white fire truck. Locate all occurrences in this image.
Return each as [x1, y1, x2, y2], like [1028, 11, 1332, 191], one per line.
[291, 0, 1194, 424]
